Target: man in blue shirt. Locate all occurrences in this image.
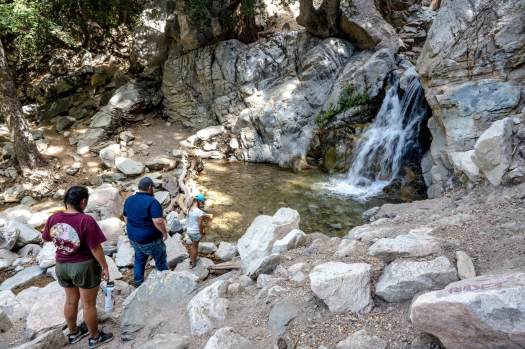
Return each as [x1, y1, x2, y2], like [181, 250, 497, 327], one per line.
[123, 177, 169, 286]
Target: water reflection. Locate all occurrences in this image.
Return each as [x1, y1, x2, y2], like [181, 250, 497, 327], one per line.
[197, 161, 393, 242]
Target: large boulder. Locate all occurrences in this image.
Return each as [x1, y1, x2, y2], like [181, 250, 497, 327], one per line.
[368, 227, 440, 261]
[97, 217, 124, 251]
[309, 262, 373, 313]
[339, 0, 401, 52]
[99, 144, 121, 168]
[115, 235, 134, 267]
[165, 234, 189, 268]
[0, 266, 43, 291]
[0, 290, 27, 321]
[375, 256, 458, 302]
[85, 184, 123, 221]
[13, 329, 67, 349]
[115, 157, 145, 177]
[410, 272, 525, 349]
[25, 282, 66, 336]
[36, 242, 56, 269]
[238, 208, 299, 277]
[0, 225, 19, 250]
[187, 280, 230, 335]
[472, 117, 513, 186]
[214, 242, 237, 261]
[121, 271, 198, 339]
[268, 298, 299, 336]
[203, 327, 253, 349]
[272, 229, 307, 254]
[9, 221, 41, 247]
[174, 257, 214, 281]
[417, 0, 525, 197]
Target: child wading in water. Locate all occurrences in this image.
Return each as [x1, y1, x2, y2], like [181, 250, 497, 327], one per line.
[187, 194, 211, 267]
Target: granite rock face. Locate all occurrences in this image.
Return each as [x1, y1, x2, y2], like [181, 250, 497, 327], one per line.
[418, 0, 525, 197]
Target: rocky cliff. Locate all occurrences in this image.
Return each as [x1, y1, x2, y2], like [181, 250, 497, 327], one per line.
[417, 0, 525, 197]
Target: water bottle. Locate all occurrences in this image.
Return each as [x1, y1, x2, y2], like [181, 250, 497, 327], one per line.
[104, 281, 114, 313]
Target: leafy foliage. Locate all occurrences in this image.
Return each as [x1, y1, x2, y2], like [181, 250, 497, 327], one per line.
[0, 0, 143, 64]
[315, 85, 369, 127]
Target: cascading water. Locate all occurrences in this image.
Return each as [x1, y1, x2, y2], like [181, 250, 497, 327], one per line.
[326, 77, 428, 199]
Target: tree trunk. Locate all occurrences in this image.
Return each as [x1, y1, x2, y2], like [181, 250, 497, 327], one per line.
[0, 39, 46, 172]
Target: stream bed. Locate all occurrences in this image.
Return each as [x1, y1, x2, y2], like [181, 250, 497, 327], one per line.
[197, 160, 399, 242]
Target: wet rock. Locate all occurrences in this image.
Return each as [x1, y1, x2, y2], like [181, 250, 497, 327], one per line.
[203, 327, 252, 349]
[26, 282, 66, 336]
[115, 157, 145, 176]
[215, 242, 237, 261]
[187, 280, 230, 335]
[376, 256, 458, 302]
[0, 266, 43, 291]
[13, 328, 67, 349]
[335, 329, 387, 349]
[36, 242, 56, 269]
[121, 271, 199, 339]
[115, 235, 134, 267]
[455, 251, 476, 280]
[85, 183, 123, 220]
[410, 272, 525, 349]
[199, 242, 217, 255]
[368, 227, 440, 261]
[137, 333, 190, 349]
[174, 257, 213, 281]
[238, 208, 299, 277]
[272, 229, 307, 254]
[99, 144, 121, 168]
[268, 298, 299, 336]
[310, 262, 373, 313]
[472, 117, 513, 186]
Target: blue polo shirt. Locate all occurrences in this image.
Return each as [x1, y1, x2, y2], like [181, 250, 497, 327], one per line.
[123, 192, 163, 244]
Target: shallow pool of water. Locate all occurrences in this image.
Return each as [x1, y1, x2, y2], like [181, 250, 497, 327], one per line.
[197, 161, 396, 242]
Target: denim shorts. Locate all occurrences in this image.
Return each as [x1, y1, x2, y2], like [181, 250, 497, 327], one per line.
[187, 231, 202, 242]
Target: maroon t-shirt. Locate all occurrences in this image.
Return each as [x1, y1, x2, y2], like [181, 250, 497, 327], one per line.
[42, 211, 107, 263]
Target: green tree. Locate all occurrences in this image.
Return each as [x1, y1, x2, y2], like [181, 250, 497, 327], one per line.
[0, 0, 143, 64]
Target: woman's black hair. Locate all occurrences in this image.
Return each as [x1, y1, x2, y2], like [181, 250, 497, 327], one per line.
[64, 186, 89, 213]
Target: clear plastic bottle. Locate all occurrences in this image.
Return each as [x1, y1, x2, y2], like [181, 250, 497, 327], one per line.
[104, 281, 114, 313]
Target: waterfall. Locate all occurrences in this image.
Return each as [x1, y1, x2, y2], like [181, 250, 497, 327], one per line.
[326, 77, 428, 199]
